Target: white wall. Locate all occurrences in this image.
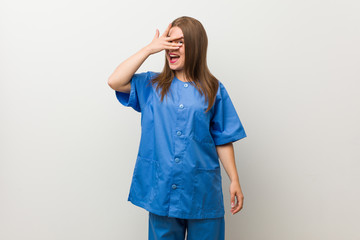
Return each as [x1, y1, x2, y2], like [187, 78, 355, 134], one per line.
[1, 0, 359, 239]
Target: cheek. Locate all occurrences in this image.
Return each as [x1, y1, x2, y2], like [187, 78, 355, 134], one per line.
[180, 47, 185, 56]
[181, 51, 185, 60]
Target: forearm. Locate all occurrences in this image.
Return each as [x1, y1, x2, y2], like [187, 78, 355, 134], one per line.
[216, 142, 240, 183]
[108, 45, 152, 91]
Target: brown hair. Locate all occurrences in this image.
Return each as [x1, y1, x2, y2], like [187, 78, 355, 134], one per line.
[150, 16, 219, 113]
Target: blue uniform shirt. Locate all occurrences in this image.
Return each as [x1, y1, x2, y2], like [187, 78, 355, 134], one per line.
[115, 71, 247, 219]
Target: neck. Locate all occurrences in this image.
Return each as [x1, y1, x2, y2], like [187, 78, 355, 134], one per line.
[175, 70, 189, 82]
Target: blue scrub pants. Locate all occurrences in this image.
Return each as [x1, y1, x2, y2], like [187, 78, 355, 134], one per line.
[148, 211, 225, 240]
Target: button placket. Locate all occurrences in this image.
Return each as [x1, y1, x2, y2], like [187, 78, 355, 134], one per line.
[169, 78, 189, 216]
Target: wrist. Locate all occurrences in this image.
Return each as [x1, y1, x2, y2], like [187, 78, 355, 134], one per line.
[230, 177, 240, 184]
[142, 45, 153, 56]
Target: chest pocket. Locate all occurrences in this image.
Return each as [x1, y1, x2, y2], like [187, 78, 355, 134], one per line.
[193, 111, 214, 144]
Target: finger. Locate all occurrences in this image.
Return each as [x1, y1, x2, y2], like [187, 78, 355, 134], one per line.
[164, 46, 180, 50]
[166, 35, 184, 41]
[235, 193, 243, 210]
[230, 192, 236, 209]
[238, 192, 244, 206]
[233, 204, 242, 214]
[164, 42, 183, 47]
[230, 196, 240, 215]
[161, 23, 172, 37]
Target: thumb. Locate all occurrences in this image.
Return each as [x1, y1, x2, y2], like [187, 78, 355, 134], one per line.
[153, 29, 159, 40]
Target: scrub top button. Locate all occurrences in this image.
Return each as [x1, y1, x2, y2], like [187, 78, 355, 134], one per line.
[172, 184, 177, 189]
[184, 83, 188, 88]
[179, 104, 184, 109]
[177, 131, 182, 136]
[175, 158, 180, 163]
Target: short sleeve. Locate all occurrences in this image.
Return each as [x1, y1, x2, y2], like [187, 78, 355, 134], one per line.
[115, 71, 152, 113]
[210, 82, 247, 145]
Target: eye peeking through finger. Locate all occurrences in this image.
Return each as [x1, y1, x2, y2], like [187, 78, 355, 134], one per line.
[169, 41, 184, 44]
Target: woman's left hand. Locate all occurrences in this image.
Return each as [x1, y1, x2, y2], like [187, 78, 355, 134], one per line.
[229, 180, 244, 215]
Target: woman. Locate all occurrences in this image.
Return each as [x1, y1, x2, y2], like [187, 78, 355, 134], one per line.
[108, 16, 247, 240]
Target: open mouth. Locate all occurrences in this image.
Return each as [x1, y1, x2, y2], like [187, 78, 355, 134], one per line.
[169, 54, 180, 64]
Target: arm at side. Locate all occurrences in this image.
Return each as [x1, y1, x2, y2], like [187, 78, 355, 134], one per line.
[216, 142, 240, 183]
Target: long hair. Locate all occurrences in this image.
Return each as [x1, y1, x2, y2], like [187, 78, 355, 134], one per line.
[150, 16, 219, 113]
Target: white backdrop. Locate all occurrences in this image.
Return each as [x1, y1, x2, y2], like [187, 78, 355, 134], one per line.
[1, 0, 359, 239]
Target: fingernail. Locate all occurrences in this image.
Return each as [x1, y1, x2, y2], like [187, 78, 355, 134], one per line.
[231, 202, 234, 207]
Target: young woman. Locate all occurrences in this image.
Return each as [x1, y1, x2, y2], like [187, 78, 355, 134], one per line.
[108, 16, 247, 240]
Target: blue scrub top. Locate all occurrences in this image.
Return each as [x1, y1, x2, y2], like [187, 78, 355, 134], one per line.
[115, 71, 247, 219]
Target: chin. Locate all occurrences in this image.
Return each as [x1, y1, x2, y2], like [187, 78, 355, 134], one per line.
[168, 63, 184, 71]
